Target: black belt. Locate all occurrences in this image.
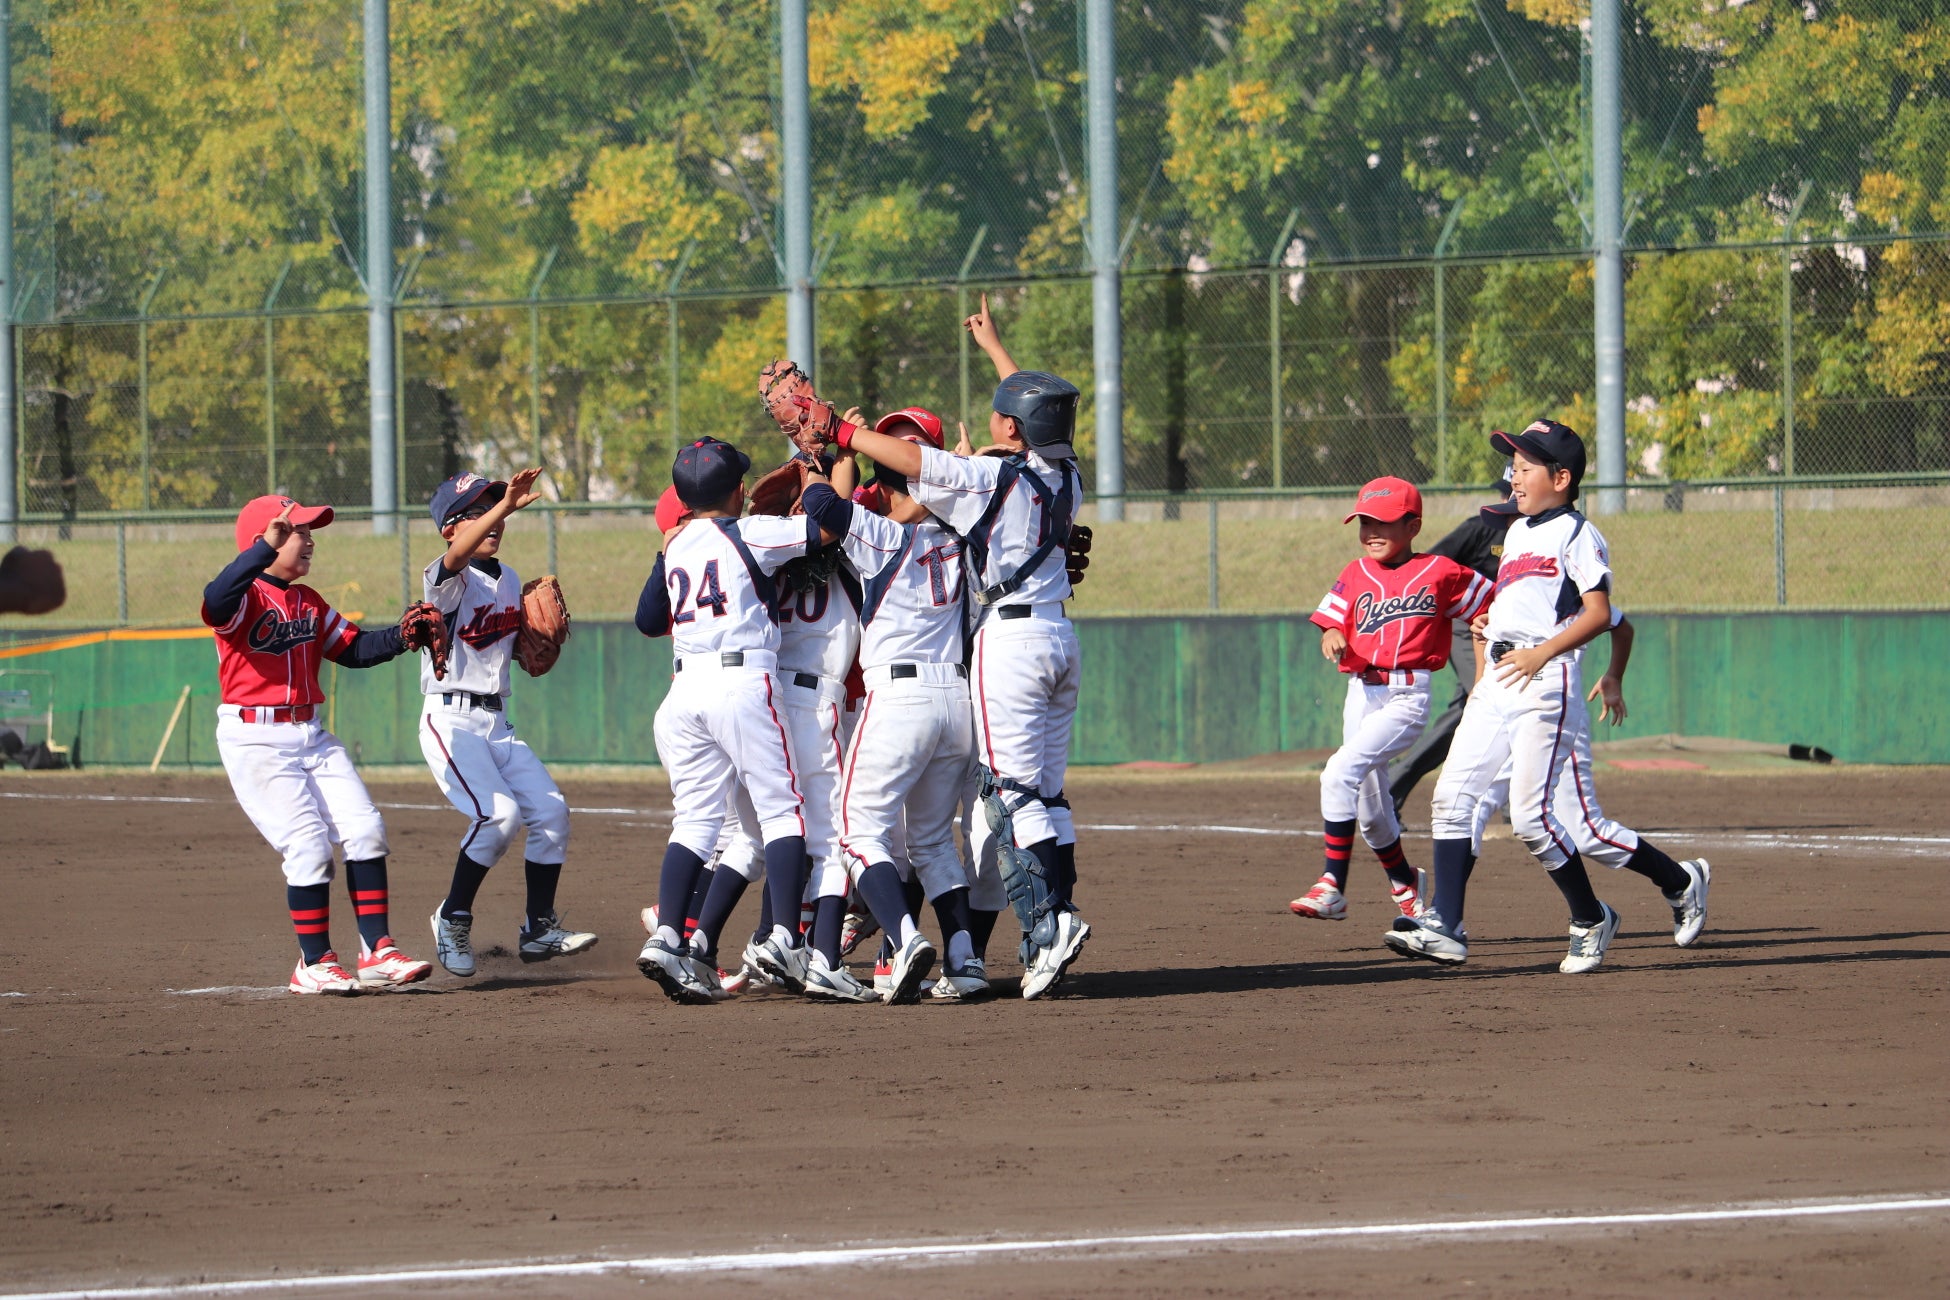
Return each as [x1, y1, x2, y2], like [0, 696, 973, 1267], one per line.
[1488, 642, 1532, 663]
[792, 672, 822, 690]
[888, 663, 967, 680]
[441, 692, 502, 711]
[997, 605, 1033, 620]
[675, 652, 745, 673]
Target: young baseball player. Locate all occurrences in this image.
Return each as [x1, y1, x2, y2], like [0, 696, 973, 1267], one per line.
[203, 495, 435, 994]
[636, 437, 826, 1004]
[801, 425, 988, 1004]
[1389, 421, 1710, 973]
[1293, 477, 1493, 923]
[829, 368, 1088, 1000]
[421, 469, 596, 979]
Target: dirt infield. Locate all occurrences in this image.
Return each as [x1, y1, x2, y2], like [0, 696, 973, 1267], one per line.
[3, 766, 1947, 1296]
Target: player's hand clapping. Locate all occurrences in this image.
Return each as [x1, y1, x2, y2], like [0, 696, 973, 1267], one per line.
[1587, 673, 1627, 723]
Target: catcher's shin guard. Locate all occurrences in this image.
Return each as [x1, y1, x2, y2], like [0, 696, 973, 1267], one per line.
[980, 767, 1060, 961]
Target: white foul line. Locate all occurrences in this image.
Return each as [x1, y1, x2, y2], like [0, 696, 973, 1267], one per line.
[6, 1194, 1947, 1299]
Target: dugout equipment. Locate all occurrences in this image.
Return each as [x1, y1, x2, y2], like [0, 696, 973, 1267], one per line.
[992, 371, 1079, 461]
[980, 766, 1062, 966]
[514, 576, 571, 676]
[399, 601, 449, 680]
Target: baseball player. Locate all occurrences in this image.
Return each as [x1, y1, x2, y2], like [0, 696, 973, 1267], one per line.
[421, 470, 596, 979]
[1388, 421, 1711, 973]
[1293, 477, 1493, 923]
[203, 495, 435, 994]
[636, 437, 825, 1004]
[826, 365, 1087, 1000]
[801, 425, 988, 1004]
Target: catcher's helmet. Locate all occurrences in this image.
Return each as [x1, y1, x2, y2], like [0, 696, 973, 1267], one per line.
[993, 370, 1079, 461]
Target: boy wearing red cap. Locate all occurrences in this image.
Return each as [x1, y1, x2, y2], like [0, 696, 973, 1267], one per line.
[202, 496, 436, 994]
[1295, 477, 1493, 923]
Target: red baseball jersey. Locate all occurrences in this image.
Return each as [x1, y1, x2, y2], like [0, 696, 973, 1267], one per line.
[1310, 554, 1492, 673]
[204, 577, 360, 708]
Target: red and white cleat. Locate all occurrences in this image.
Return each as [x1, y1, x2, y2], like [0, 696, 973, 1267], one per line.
[1389, 878, 1423, 920]
[290, 951, 362, 996]
[357, 939, 434, 987]
[1289, 878, 1348, 920]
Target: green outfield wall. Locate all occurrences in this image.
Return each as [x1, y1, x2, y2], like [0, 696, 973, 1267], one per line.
[1, 613, 1939, 770]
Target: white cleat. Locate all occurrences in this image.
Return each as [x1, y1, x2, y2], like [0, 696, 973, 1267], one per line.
[1022, 911, 1090, 1000]
[429, 910, 476, 978]
[1667, 860, 1711, 947]
[1560, 903, 1622, 974]
[803, 952, 879, 1003]
[356, 939, 433, 987]
[1383, 912, 1468, 965]
[1289, 878, 1347, 920]
[929, 957, 993, 1002]
[884, 933, 937, 1005]
[745, 930, 811, 994]
[518, 913, 598, 964]
[289, 952, 362, 996]
[636, 936, 715, 1004]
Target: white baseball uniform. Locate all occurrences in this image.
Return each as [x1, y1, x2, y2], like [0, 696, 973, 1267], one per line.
[654, 516, 818, 858]
[910, 446, 1080, 851]
[417, 556, 570, 868]
[834, 509, 978, 903]
[1432, 506, 1637, 871]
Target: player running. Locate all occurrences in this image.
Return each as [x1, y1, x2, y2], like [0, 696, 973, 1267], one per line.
[203, 495, 436, 994]
[1389, 421, 1711, 973]
[1294, 477, 1492, 922]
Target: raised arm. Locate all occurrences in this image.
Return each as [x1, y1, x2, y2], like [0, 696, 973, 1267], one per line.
[441, 467, 544, 573]
[963, 292, 1019, 380]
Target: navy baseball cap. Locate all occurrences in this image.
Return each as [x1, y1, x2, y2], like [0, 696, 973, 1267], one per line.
[1490, 419, 1586, 498]
[430, 472, 507, 528]
[673, 437, 752, 508]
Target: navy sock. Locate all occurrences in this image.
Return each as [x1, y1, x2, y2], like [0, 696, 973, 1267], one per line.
[857, 862, 913, 941]
[812, 894, 847, 967]
[1373, 838, 1417, 892]
[1548, 853, 1607, 926]
[931, 887, 974, 953]
[970, 908, 1000, 958]
[655, 842, 708, 943]
[1623, 839, 1690, 895]
[1463, 852, 1478, 884]
[691, 868, 749, 961]
[1428, 837, 1473, 929]
[1054, 841, 1077, 907]
[1322, 818, 1356, 888]
[442, 850, 491, 920]
[754, 885, 775, 945]
[877, 933, 895, 963]
[344, 857, 391, 952]
[523, 860, 562, 931]
[902, 871, 925, 917]
[686, 866, 715, 941]
[287, 883, 333, 964]
[762, 836, 809, 949]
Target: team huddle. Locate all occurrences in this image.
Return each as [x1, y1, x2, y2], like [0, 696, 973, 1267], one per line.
[202, 301, 1707, 997]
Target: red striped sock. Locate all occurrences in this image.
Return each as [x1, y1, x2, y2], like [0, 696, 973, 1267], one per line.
[346, 857, 392, 953]
[1374, 837, 1417, 891]
[286, 883, 332, 964]
[1322, 818, 1356, 888]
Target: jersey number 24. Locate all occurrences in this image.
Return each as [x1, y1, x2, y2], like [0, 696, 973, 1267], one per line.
[669, 561, 728, 623]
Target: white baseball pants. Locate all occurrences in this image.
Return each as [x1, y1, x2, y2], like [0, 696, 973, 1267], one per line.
[970, 608, 1079, 849]
[217, 710, 387, 886]
[716, 673, 850, 900]
[420, 699, 570, 867]
[1433, 655, 1639, 871]
[655, 657, 805, 859]
[1319, 672, 1431, 847]
[840, 665, 977, 902]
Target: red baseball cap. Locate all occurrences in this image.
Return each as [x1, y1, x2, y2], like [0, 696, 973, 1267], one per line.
[873, 407, 945, 450]
[235, 494, 333, 551]
[655, 485, 688, 534]
[1344, 476, 1422, 524]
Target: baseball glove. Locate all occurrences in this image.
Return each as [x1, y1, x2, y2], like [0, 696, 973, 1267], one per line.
[749, 456, 812, 517]
[514, 575, 571, 676]
[1065, 524, 1093, 587]
[758, 358, 843, 457]
[399, 601, 449, 680]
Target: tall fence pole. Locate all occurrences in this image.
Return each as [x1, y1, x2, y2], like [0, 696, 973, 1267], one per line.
[1432, 199, 1463, 484]
[364, 0, 397, 536]
[1591, 0, 1626, 515]
[1773, 481, 1787, 606]
[262, 259, 290, 494]
[1085, 0, 1123, 521]
[956, 224, 987, 430]
[665, 239, 693, 456]
[136, 269, 164, 510]
[1781, 180, 1812, 478]
[0, 0, 14, 544]
[528, 247, 556, 468]
[1267, 208, 1297, 490]
[781, 0, 813, 366]
[1206, 497, 1219, 610]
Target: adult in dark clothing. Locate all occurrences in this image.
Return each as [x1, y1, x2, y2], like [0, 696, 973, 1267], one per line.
[1389, 470, 1518, 815]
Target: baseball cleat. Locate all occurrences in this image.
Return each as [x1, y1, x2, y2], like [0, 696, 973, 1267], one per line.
[884, 933, 937, 1005]
[289, 952, 362, 996]
[839, 909, 879, 957]
[929, 957, 993, 1002]
[1290, 878, 1347, 920]
[803, 952, 879, 1003]
[636, 936, 715, 1005]
[1667, 859, 1711, 947]
[872, 956, 895, 998]
[1389, 878, 1423, 920]
[1560, 902, 1622, 974]
[718, 963, 756, 995]
[640, 905, 658, 935]
[1022, 910, 1090, 1000]
[518, 913, 598, 964]
[429, 909, 476, 978]
[745, 930, 811, 994]
[1383, 912, 1468, 965]
[356, 939, 433, 987]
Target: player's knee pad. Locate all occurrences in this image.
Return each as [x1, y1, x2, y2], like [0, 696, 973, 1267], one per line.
[981, 768, 1059, 951]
